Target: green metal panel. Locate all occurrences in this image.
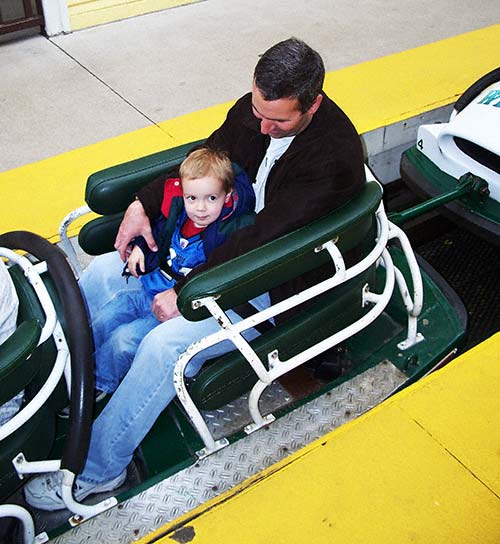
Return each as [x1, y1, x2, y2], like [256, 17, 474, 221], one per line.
[402, 146, 500, 223]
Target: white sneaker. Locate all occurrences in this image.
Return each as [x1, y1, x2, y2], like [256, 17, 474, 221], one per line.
[24, 470, 126, 511]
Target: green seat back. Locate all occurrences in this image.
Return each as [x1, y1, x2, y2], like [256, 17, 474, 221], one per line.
[0, 266, 67, 500]
[79, 141, 204, 255]
[178, 181, 382, 320]
[85, 141, 204, 215]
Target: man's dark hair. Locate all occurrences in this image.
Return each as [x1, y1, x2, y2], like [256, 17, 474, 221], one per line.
[254, 37, 325, 113]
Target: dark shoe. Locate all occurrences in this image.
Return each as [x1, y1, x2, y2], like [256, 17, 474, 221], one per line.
[305, 344, 347, 381]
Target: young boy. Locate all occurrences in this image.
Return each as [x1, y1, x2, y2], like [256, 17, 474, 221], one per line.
[90, 147, 255, 394]
[125, 147, 254, 296]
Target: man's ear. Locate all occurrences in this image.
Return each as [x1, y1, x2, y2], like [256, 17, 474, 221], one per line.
[308, 94, 323, 115]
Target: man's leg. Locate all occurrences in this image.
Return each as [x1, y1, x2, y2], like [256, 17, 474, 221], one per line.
[89, 286, 153, 351]
[24, 306, 262, 509]
[94, 313, 159, 393]
[79, 308, 261, 484]
[79, 251, 143, 322]
[78, 253, 158, 391]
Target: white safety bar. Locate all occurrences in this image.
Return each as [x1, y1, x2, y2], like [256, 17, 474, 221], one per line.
[58, 205, 92, 277]
[0, 247, 117, 524]
[0, 249, 71, 441]
[11, 455, 118, 522]
[0, 504, 48, 544]
[387, 222, 425, 350]
[173, 200, 425, 456]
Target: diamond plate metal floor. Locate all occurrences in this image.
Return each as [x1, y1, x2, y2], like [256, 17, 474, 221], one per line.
[49, 361, 406, 543]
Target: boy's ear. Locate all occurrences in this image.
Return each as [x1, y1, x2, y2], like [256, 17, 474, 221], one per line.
[225, 190, 233, 203]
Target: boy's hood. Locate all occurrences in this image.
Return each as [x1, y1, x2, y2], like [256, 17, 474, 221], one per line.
[220, 168, 256, 221]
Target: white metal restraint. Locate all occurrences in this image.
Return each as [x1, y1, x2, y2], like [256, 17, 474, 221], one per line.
[58, 205, 92, 277]
[0, 248, 118, 528]
[172, 199, 425, 458]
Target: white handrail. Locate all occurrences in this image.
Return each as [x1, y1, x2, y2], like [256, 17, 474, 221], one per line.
[0, 504, 47, 544]
[0, 249, 57, 344]
[0, 247, 117, 522]
[172, 202, 414, 454]
[0, 250, 71, 441]
[58, 205, 92, 277]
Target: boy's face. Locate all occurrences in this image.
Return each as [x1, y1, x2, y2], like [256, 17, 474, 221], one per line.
[182, 175, 231, 228]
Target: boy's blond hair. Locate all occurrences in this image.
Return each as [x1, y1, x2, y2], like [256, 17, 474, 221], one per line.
[180, 148, 234, 193]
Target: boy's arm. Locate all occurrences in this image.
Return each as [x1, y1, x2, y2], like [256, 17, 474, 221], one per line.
[127, 245, 145, 278]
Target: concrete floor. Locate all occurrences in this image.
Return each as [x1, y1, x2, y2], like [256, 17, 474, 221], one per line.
[1, 0, 500, 172]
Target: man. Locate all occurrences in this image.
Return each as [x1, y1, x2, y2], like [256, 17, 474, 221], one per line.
[0, 259, 22, 426]
[25, 37, 365, 510]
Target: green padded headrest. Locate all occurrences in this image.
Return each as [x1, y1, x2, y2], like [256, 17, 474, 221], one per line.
[85, 140, 204, 215]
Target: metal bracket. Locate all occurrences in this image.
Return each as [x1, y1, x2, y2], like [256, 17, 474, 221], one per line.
[196, 438, 230, 460]
[244, 414, 276, 435]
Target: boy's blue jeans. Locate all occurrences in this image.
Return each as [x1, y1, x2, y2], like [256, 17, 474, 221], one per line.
[78, 251, 266, 485]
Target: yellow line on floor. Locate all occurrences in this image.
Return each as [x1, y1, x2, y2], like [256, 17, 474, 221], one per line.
[1, 24, 499, 241]
[138, 332, 500, 544]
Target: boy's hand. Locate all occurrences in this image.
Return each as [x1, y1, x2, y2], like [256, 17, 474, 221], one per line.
[127, 246, 145, 278]
[115, 200, 158, 261]
[152, 289, 180, 322]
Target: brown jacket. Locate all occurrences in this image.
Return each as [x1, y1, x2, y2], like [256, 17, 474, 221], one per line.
[138, 91, 365, 304]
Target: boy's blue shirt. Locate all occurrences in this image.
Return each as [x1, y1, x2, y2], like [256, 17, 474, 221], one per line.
[126, 169, 255, 295]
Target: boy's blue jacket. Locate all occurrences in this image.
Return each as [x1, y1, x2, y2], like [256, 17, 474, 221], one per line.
[129, 169, 255, 281]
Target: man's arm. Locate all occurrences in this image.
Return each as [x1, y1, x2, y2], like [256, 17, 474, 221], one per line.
[117, 97, 246, 262]
[174, 150, 365, 293]
[114, 199, 158, 261]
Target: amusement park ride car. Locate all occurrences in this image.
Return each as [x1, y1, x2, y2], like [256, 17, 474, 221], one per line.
[3, 64, 498, 542]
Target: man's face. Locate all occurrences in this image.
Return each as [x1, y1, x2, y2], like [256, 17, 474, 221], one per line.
[251, 82, 322, 138]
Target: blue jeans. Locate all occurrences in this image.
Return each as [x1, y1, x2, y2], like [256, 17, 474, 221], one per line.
[78, 252, 267, 484]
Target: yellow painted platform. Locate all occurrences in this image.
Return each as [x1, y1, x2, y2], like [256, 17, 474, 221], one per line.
[1, 24, 499, 242]
[138, 332, 500, 544]
[67, 0, 202, 31]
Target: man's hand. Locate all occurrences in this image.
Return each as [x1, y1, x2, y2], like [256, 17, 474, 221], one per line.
[114, 200, 158, 261]
[152, 288, 180, 322]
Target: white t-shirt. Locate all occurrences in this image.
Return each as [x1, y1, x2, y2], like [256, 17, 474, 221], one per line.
[254, 136, 295, 213]
[0, 259, 22, 426]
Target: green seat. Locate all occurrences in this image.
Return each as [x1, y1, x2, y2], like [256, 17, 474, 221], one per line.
[0, 267, 56, 501]
[0, 232, 95, 507]
[178, 182, 381, 408]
